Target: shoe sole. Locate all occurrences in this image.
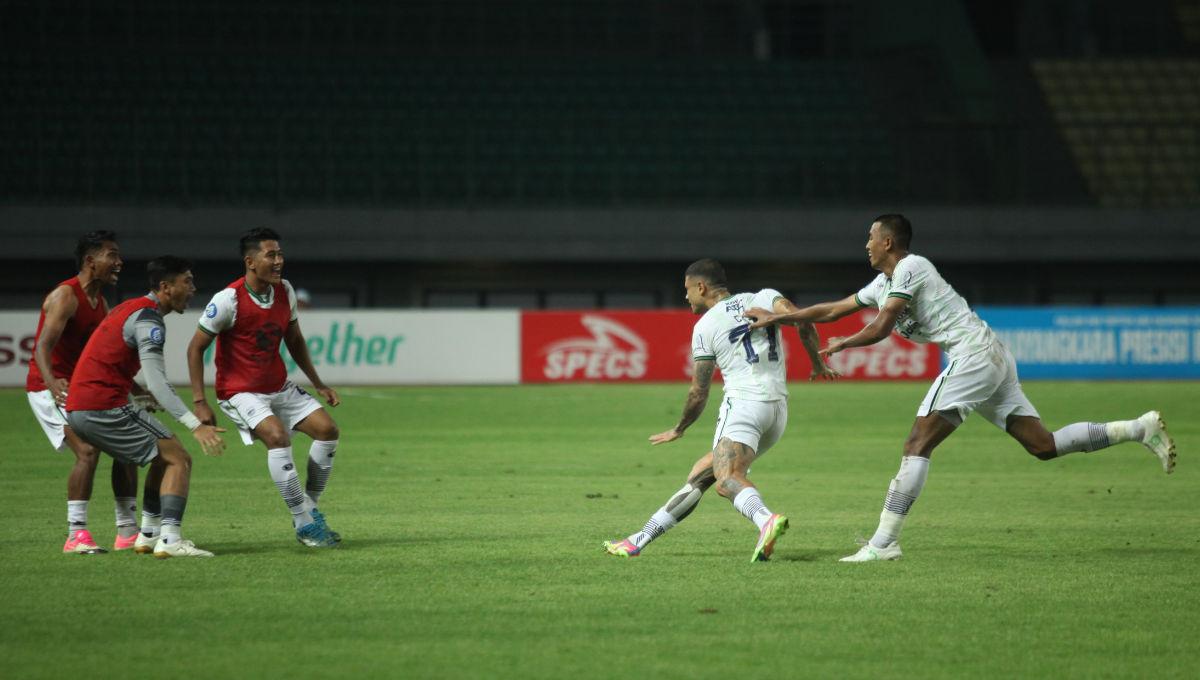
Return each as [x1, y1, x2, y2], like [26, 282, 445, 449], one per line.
[1148, 413, 1176, 474]
[64, 546, 108, 555]
[751, 516, 789, 563]
[840, 549, 902, 562]
[153, 551, 214, 559]
[297, 537, 340, 548]
[133, 545, 155, 555]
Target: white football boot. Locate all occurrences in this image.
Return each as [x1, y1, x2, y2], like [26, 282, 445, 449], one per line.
[1138, 411, 1176, 474]
[840, 540, 902, 562]
[133, 532, 159, 555]
[153, 539, 214, 559]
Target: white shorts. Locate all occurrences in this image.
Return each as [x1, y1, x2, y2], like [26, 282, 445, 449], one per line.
[712, 397, 788, 457]
[218, 381, 323, 446]
[27, 389, 68, 451]
[918, 342, 1039, 430]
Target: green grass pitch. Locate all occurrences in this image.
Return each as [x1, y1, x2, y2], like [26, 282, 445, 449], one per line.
[0, 381, 1196, 678]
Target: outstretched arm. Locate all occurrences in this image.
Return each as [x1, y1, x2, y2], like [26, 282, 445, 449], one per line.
[649, 359, 715, 445]
[769, 297, 840, 381]
[284, 320, 339, 407]
[746, 294, 863, 329]
[820, 296, 905, 357]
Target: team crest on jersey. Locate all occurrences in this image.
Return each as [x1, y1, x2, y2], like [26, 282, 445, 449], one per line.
[205, 303, 218, 318]
[149, 326, 165, 345]
[254, 322, 285, 358]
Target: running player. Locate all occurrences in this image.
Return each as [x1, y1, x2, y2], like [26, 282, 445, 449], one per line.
[603, 258, 838, 561]
[26, 230, 142, 554]
[747, 214, 1176, 562]
[66, 256, 225, 558]
[187, 228, 342, 548]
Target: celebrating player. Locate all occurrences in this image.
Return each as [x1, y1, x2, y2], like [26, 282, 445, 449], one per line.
[604, 258, 838, 561]
[187, 228, 342, 548]
[66, 256, 226, 558]
[26, 230, 143, 554]
[747, 214, 1176, 562]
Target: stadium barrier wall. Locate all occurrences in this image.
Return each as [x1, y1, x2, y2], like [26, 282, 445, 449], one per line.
[5, 307, 1195, 387]
[520, 309, 939, 382]
[0, 310, 520, 387]
[976, 307, 1200, 379]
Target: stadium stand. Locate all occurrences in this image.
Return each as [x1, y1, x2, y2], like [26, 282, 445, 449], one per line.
[1033, 59, 1200, 207]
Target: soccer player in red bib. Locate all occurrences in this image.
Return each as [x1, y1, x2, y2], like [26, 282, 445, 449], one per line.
[66, 256, 226, 558]
[26, 230, 141, 554]
[187, 228, 342, 548]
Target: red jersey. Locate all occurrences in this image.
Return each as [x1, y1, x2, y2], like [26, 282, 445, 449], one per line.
[66, 296, 159, 412]
[26, 276, 109, 392]
[208, 278, 291, 400]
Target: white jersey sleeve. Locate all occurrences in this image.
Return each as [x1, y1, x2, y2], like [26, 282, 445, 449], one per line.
[198, 288, 237, 335]
[282, 279, 299, 323]
[751, 288, 785, 311]
[691, 321, 716, 361]
[855, 274, 885, 308]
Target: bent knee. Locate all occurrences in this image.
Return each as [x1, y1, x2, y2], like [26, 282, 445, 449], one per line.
[902, 439, 935, 458]
[73, 445, 101, 465]
[1017, 434, 1057, 461]
[159, 441, 192, 467]
[257, 428, 291, 449]
[715, 475, 744, 499]
[318, 423, 340, 441]
[1025, 443, 1058, 461]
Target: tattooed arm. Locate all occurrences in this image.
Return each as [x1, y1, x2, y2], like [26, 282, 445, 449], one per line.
[649, 359, 716, 445]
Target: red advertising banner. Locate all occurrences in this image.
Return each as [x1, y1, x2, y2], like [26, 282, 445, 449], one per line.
[520, 309, 940, 383]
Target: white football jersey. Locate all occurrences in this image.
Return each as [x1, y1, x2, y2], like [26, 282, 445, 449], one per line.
[691, 289, 788, 401]
[856, 254, 995, 360]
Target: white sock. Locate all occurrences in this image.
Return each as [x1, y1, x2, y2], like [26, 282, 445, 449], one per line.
[114, 497, 139, 538]
[627, 482, 705, 549]
[305, 439, 337, 508]
[629, 510, 677, 549]
[1053, 419, 1145, 456]
[869, 456, 930, 548]
[67, 500, 88, 534]
[141, 512, 162, 538]
[268, 447, 314, 529]
[160, 523, 181, 544]
[732, 487, 773, 531]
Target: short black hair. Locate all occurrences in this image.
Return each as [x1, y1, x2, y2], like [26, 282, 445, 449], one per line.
[240, 227, 282, 257]
[147, 255, 192, 290]
[873, 214, 912, 250]
[74, 230, 117, 270]
[684, 258, 728, 288]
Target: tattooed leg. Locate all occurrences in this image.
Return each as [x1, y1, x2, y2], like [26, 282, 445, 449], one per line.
[713, 437, 777, 530]
[712, 437, 755, 500]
